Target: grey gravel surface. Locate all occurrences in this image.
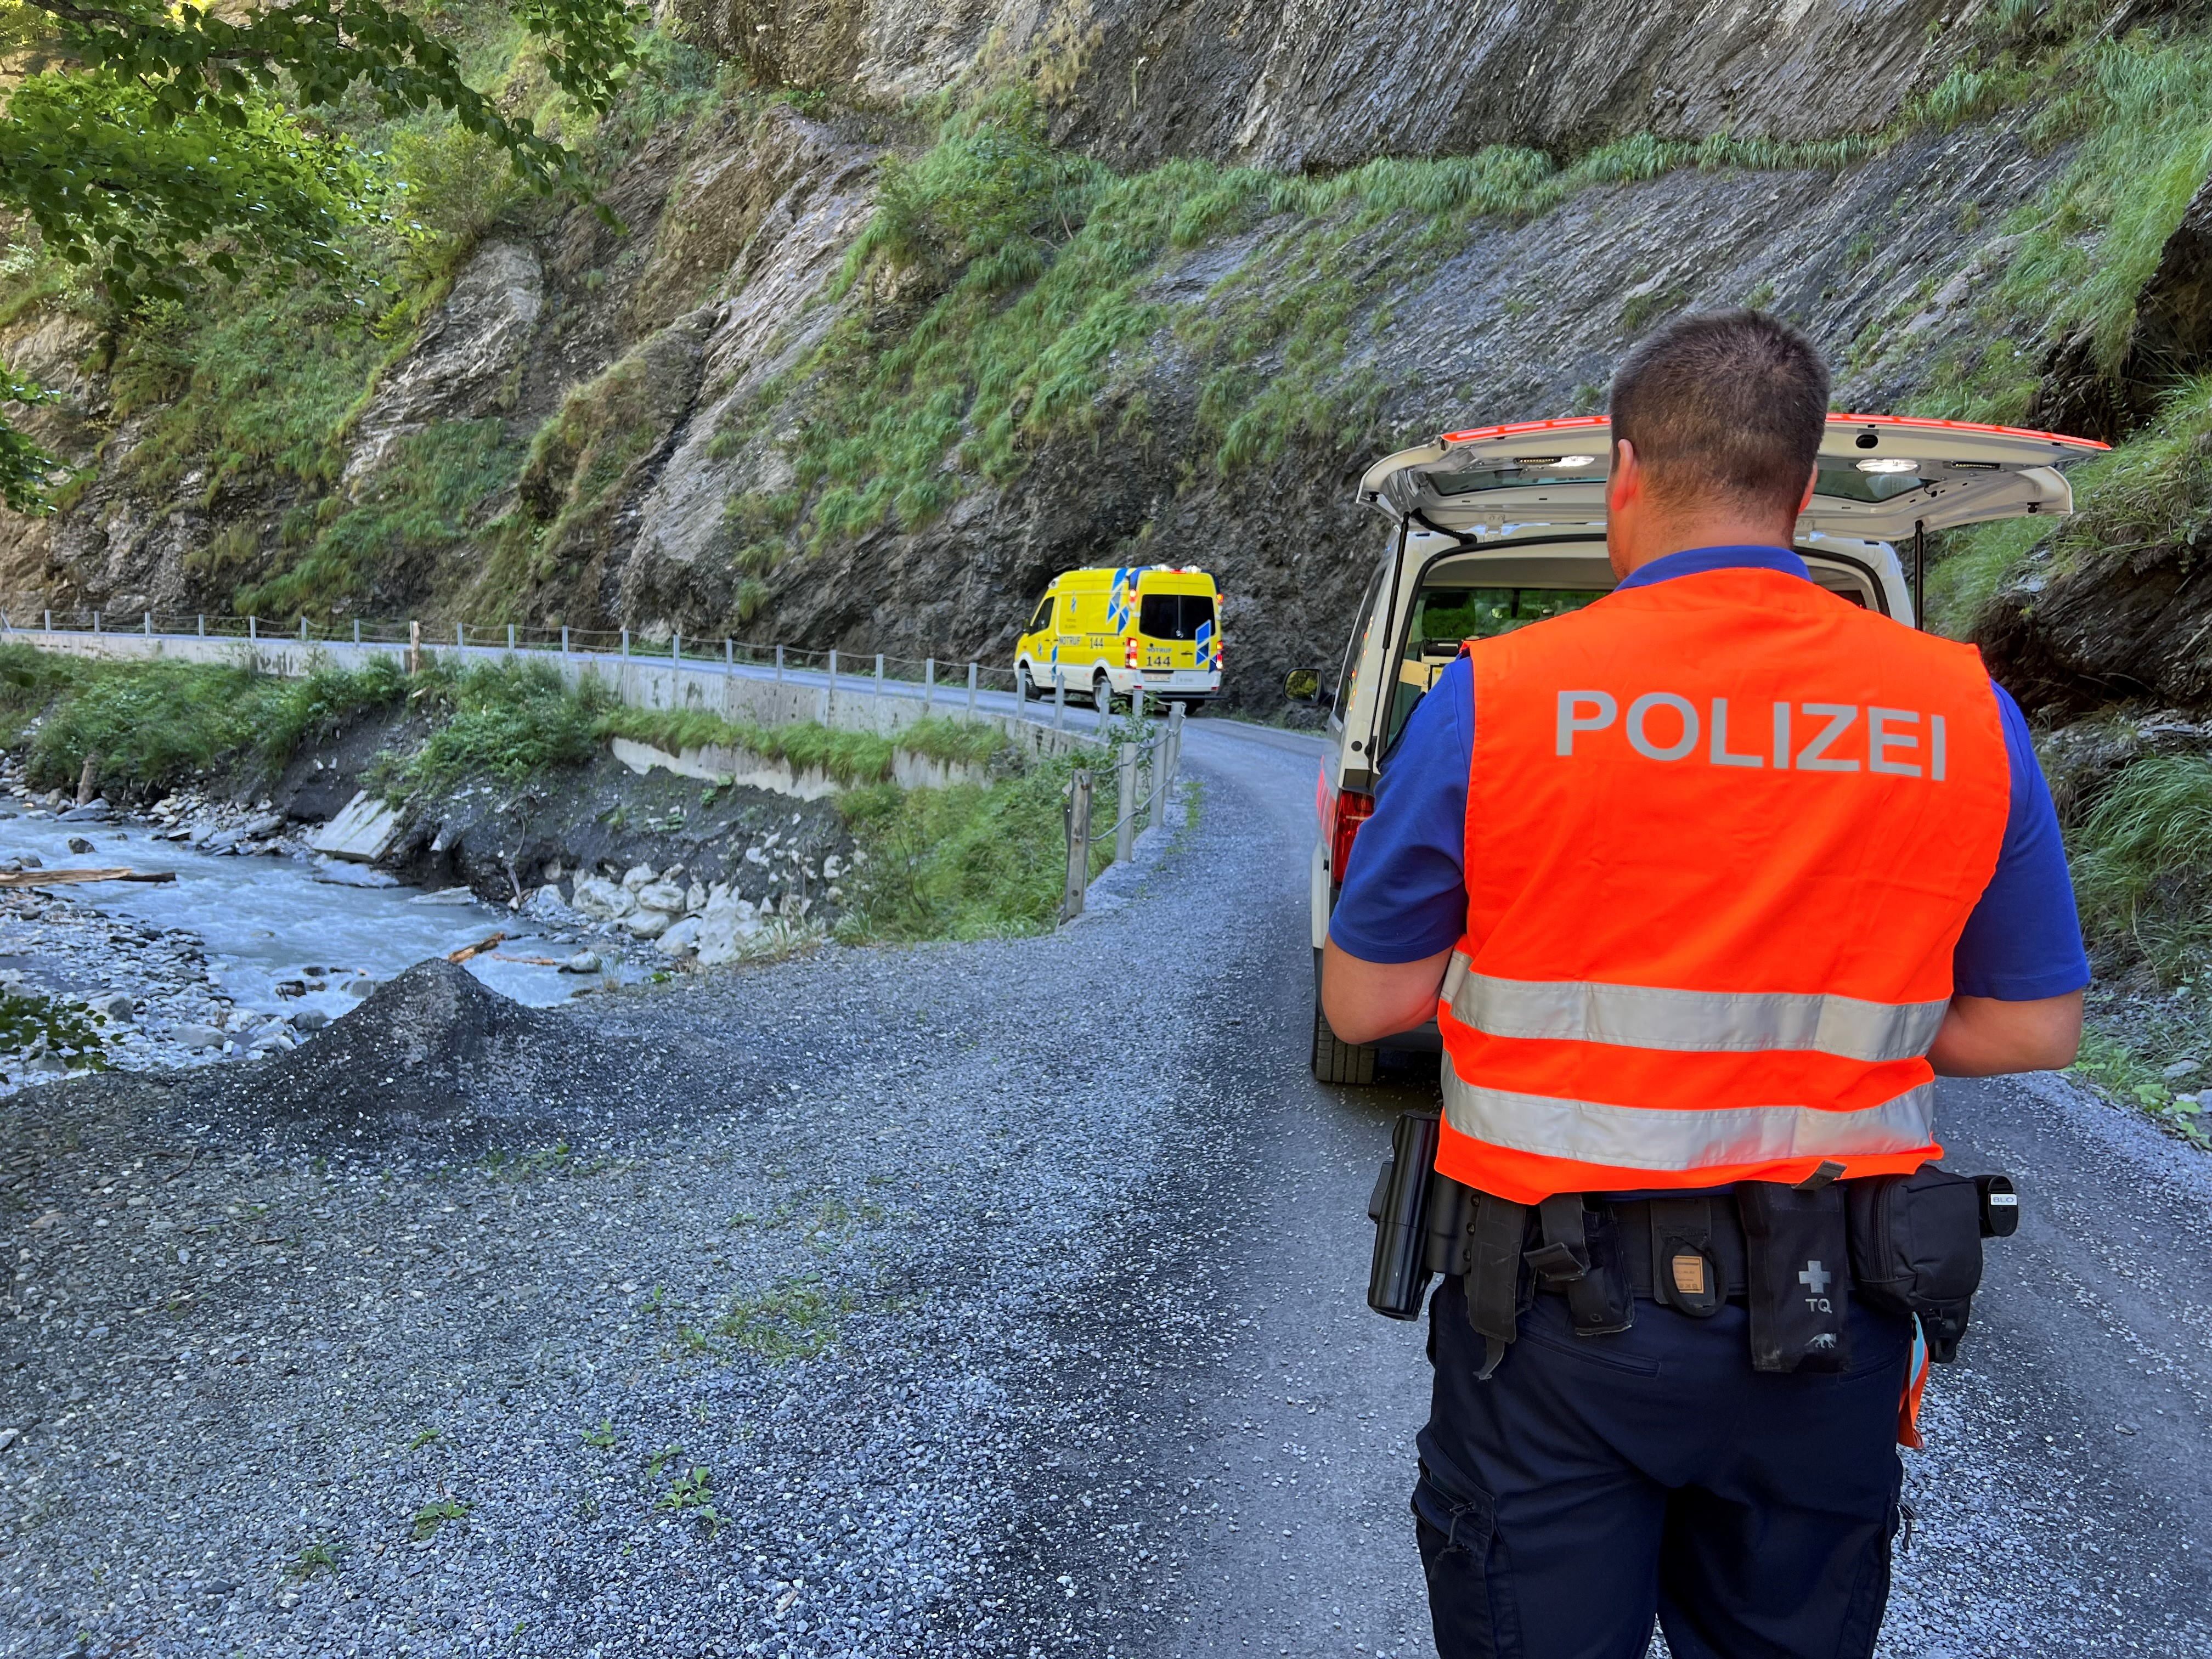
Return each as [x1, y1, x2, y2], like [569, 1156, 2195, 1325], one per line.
[2, 717, 2209, 1657]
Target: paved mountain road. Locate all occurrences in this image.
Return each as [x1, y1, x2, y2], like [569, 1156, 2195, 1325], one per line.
[6, 714, 2209, 1658]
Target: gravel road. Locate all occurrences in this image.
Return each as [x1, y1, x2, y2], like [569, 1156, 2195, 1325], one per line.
[3, 716, 2208, 1657]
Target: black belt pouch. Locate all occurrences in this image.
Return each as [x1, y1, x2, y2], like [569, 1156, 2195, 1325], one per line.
[1737, 1182, 1850, 1374]
[1845, 1165, 1985, 1362]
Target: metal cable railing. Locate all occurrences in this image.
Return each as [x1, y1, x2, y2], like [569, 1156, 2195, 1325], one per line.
[3, 607, 1187, 923]
[0, 607, 1055, 721]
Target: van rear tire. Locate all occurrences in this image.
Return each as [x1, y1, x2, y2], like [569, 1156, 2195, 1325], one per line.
[1311, 998, 1379, 1086]
[1017, 664, 1037, 702]
[1092, 672, 1117, 713]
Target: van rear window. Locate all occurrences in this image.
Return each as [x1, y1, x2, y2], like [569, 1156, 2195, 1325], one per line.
[1138, 593, 1215, 640]
[1386, 585, 1605, 751]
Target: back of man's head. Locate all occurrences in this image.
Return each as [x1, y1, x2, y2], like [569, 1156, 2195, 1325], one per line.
[1609, 311, 1830, 520]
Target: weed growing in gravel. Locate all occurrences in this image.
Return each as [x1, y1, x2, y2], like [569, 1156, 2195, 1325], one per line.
[287, 1542, 342, 1580]
[712, 1278, 842, 1362]
[407, 1428, 441, 1451]
[838, 750, 1108, 941]
[2072, 1026, 2212, 1150]
[656, 1465, 721, 1533]
[410, 1497, 470, 1540]
[582, 1419, 618, 1449]
[644, 1443, 684, 1476]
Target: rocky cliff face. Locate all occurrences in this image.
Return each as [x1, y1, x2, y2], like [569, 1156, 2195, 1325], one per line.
[689, 0, 1967, 168]
[0, 2, 2190, 719]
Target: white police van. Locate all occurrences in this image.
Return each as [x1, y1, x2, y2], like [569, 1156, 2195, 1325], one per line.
[1300, 412, 2107, 1084]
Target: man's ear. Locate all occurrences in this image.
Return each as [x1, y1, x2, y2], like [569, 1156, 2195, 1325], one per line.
[1608, 438, 1639, 514]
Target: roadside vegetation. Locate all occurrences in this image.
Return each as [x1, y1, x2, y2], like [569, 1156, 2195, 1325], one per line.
[0, 643, 1093, 943]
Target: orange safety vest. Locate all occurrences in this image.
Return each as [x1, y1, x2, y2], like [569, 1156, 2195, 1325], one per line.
[1435, 567, 2011, 1205]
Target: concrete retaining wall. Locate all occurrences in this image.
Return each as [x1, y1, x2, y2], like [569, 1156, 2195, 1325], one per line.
[5, 629, 1095, 763]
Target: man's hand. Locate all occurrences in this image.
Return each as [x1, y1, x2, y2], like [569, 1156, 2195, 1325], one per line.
[1321, 939, 1454, 1046]
[1928, 990, 2084, 1077]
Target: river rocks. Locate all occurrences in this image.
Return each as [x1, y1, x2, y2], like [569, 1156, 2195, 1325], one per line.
[96, 992, 132, 1020]
[58, 803, 112, 823]
[694, 890, 768, 967]
[621, 908, 673, 939]
[559, 951, 603, 974]
[66, 836, 93, 855]
[654, 917, 702, 957]
[312, 856, 402, 888]
[311, 792, 403, 864]
[568, 874, 631, 921]
[176, 1025, 224, 1051]
[633, 879, 687, 915]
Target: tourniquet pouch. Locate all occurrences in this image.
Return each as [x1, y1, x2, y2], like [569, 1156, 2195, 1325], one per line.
[1737, 1182, 1850, 1373]
[1846, 1165, 1985, 1362]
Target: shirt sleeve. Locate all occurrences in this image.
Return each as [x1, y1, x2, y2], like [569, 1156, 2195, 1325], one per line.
[1951, 681, 2091, 1000]
[1325, 657, 1472, 964]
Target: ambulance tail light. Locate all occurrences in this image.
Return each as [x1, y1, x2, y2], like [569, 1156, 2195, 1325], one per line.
[1329, 787, 1374, 877]
[1126, 637, 1140, 668]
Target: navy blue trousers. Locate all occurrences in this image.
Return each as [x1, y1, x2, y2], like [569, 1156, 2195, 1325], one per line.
[1416, 1276, 1910, 1659]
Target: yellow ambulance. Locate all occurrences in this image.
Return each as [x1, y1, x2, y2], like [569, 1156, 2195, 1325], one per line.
[1013, 565, 1223, 712]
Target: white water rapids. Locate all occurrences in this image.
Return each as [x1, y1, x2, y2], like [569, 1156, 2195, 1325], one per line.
[0, 808, 620, 1022]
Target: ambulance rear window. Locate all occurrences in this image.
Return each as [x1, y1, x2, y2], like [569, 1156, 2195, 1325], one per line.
[1138, 593, 1215, 640]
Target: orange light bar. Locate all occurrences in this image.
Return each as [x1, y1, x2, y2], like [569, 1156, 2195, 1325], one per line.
[1435, 411, 2109, 453]
[1825, 413, 2110, 451]
[1437, 415, 1610, 445]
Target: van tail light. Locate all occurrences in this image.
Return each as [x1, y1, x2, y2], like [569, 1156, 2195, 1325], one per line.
[1126, 637, 1140, 668]
[1329, 787, 1374, 878]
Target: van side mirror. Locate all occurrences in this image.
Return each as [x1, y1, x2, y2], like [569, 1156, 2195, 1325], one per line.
[1285, 667, 1324, 704]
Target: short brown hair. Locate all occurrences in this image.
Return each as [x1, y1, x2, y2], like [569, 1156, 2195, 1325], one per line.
[1609, 311, 1830, 516]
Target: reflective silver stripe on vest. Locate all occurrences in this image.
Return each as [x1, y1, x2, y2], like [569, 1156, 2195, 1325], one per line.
[1447, 962, 1946, 1063]
[1440, 1070, 1937, 1172]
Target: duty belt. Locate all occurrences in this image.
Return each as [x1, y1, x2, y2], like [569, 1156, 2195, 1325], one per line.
[1367, 1110, 2019, 1378]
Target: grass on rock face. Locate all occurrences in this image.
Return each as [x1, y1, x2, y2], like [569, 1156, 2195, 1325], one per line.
[2072, 752, 2212, 985]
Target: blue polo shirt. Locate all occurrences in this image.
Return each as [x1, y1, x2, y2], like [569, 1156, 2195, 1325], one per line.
[1328, 545, 2090, 1001]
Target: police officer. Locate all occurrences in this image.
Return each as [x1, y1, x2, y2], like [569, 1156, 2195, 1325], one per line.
[1321, 312, 2088, 1659]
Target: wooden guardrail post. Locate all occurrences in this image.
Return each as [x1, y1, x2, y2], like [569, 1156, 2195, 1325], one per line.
[408, 619, 421, 675]
[1061, 769, 1092, 923]
[1116, 742, 1138, 862]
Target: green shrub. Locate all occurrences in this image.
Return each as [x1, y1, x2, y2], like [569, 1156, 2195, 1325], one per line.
[838, 753, 1096, 941]
[2073, 753, 2212, 982]
[392, 659, 615, 791]
[0, 990, 110, 1073]
[27, 661, 263, 792]
[388, 119, 525, 283]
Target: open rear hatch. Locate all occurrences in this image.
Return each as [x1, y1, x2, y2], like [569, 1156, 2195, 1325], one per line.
[1359, 414, 2107, 541]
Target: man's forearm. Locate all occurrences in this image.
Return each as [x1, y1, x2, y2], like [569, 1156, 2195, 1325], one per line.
[1321, 939, 1454, 1046]
[1927, 990, 2084, 1076]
